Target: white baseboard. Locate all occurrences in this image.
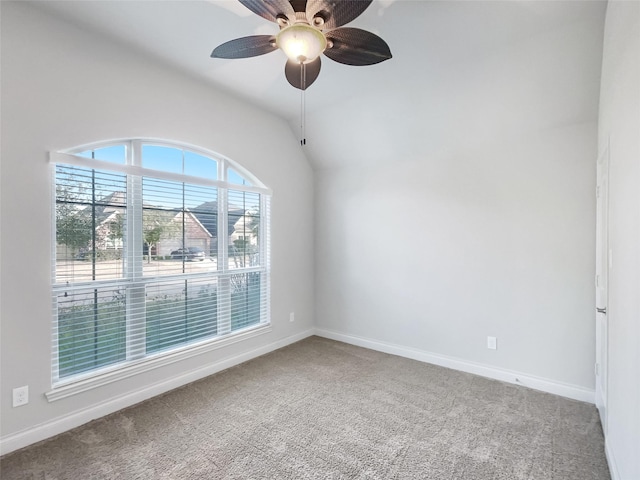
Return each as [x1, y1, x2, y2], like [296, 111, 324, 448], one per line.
[314, 328, 595, 404]
[605, 439, 621, 480]
[0, 328, 315, 456]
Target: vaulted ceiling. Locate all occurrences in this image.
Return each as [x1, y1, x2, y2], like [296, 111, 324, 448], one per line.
[33, 0, 607, 169]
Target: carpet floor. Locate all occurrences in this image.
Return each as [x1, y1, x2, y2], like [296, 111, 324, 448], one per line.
[1, 336, 610, 479]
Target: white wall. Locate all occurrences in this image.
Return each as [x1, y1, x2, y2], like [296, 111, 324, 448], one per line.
[315, 123, 597, 392]
[314, 12, 604, 398]
[0, 1, 314, 450]
[598, 2, 640, 478]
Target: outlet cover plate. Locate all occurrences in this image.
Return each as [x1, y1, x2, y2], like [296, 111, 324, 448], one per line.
[13, 386, 29, 407]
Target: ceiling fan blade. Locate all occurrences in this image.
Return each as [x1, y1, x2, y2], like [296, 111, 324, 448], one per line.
[306, 0, 372, 30]
[284, 57, 322, 90]
[324, 28, 392, 66]
[211, 35, 277, 59]
[239, 0, 295, 23]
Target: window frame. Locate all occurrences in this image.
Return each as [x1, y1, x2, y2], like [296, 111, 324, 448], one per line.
[47, 139, 271, 401]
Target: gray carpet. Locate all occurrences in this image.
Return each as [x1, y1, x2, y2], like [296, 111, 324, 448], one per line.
[1, 336, 610, 479]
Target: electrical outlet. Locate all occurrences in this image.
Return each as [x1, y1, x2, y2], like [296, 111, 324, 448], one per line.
[13, 386, 29, 407]
[487, 336, 497, 350]
[289, 312, 295, 322]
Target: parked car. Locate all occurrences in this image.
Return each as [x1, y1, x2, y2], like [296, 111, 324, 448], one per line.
[75, 249, 92, 260]
[170, 247, 206, 261]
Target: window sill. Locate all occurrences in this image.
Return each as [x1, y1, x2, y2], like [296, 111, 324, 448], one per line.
[46, 323, 271, 402]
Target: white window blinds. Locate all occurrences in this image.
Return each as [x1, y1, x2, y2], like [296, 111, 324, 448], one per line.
[51, 140, 270, 385]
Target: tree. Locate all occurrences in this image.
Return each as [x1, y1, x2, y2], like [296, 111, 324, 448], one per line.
[245, 209, 260, 238]
[143, 209, 179, 263]
[230, 209, 260, 269]
[55, 183, 93, 257]
[105, 215, 124, 248]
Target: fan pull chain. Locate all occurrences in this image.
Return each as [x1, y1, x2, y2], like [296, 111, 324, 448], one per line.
[300, 63, 306, 146]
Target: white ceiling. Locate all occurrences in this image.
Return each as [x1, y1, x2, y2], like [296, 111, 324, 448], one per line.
[32, 0, 607, 169]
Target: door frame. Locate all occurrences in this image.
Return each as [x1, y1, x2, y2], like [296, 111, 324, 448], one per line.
[595, 142, 610, 431]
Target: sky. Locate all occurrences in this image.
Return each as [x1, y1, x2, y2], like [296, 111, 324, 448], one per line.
[73, 144, 258, 211]
[77, 144, 251, 186]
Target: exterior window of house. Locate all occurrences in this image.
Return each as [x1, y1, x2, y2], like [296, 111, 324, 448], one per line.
[51, 140, 270, 387]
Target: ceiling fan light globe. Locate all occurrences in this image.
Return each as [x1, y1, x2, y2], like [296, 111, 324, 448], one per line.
[276, 24, 326, 64]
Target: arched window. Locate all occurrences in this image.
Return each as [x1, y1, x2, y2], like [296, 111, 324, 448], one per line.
[50, 140, 270, 390]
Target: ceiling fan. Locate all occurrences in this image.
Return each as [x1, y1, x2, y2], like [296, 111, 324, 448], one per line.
[211, 0, 392, 91]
